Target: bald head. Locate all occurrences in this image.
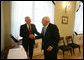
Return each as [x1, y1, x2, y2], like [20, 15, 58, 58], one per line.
[42, 16, 50, 26]
[25, 16, 31, 25]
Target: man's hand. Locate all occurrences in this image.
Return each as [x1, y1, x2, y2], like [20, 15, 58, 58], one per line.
[29, 34, 35, 39]
[47, 46, 53, 52]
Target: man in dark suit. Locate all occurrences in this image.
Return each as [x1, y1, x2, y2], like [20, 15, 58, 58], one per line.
[20, 17, 40, 59]
[36, 16, 60, 59]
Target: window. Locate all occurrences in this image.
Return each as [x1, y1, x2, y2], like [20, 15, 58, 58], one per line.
[74, 2, 83, 34]
[11, 1, 54, 40]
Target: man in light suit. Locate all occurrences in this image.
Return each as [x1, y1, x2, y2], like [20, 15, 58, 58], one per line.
[20, 17, 40, 59]
[36, 16, 60, 59]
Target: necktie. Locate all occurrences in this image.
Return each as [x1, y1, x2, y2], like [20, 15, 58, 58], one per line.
[29, 25, 31, 34]
[44, 27, 46, 35]
[42, 27, 44, 33]
[42, 27, 46, 36]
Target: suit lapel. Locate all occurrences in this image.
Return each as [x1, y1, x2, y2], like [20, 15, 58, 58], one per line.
[31, 24, 33, 33]
[25, 24, 29, 34]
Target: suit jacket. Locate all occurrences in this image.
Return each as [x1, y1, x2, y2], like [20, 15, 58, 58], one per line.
[36, 23, 60, 51]
[20, 23, 40, 47]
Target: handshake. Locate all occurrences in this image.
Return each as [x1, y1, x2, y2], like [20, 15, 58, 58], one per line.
[29, 34, 35, 39]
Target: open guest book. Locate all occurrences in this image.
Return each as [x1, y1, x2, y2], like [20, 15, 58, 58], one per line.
[7, 45, 28, 59]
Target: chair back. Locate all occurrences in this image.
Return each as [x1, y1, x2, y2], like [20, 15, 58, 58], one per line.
[59, 37, 65, 45]
[66, 36, 73, 44]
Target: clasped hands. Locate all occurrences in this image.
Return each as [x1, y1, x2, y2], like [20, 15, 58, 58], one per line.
[47, 46, 53, 52]
[29, 34, 53, 51]
[29, 34, 35, 39]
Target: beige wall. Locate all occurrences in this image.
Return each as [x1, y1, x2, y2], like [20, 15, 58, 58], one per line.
[3, 1, 12, 47]
[54, 1, 76, 45]
[1, 1, 14, 51]
[1, 1, 5, 51]
[54, 1, 76, 37]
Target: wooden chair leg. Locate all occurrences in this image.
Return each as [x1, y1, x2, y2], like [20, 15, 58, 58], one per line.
[73, 48, 75, 54]
[70, 49, 72, 56]
[63, 51, 64, 58]
[79, 46, 81, 53]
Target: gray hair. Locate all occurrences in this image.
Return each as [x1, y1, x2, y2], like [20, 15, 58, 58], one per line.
[43, 16, 50, 22]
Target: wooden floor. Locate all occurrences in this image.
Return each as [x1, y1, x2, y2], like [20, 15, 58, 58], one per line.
[32, 45, 83, 59]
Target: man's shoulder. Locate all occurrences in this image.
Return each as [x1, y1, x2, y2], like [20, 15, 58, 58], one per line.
[49, 23, 58, 29]
[31, 23, 35, 26]
[31, 23, 35, 25]
[21, 24, 26, 27]
[49, 23, 57, 27]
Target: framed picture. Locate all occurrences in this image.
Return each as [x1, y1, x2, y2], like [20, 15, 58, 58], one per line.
[62, 16, 68, 24]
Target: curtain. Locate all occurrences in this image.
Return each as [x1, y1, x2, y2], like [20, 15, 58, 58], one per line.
[34, 1, 54, 33]
[11, 1, 54, 40]
[74, 2, 83, 34]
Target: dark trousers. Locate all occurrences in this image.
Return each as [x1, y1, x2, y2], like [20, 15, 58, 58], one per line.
[23, 43, 34, 59]
[44, 49, 57, 59]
